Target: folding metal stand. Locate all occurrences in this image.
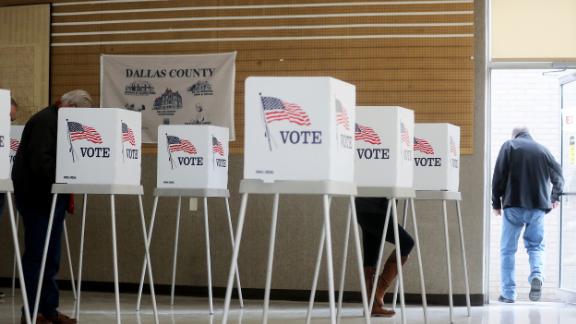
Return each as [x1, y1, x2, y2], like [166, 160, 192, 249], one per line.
[414, 190, 471, 324]
[309, 187, 428, 324]
[34, 184, 159, 324]
[136, 188, 244, 313]
[0, 179, 31, 324]
[11, 218, 77, 301]
[221, 180, 370, 324]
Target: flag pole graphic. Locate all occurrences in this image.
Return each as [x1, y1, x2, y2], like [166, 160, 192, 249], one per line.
[121, 120, 125, 163]
[259, 93, 273, 151]
[65, 119, 76, 163]
[165, 133, 174, 170]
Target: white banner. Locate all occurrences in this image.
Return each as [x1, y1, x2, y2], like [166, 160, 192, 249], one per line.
[101, 52, 236, 142]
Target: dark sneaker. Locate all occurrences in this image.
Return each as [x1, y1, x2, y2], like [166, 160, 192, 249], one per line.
[498, 295, 515, 303]
[529, 278, 542, 301]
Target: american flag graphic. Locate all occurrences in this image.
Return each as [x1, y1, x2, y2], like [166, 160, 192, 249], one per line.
[400, 122, 410, 146]
[167, 135, 197, 155]
[335, 100, 350, 130]
[212, 136, 224, 156]
[355, 123, 381, 145]
[261, 96, 311, 126]
[67, 121, 103, 144]
[414, 137, 434, 155]
[10, 138, 19, 152]
[450, 136, 457, 156]
[121, 122, 136, 146]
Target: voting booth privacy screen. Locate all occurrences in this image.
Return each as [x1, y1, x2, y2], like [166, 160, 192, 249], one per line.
[9, 125, 24, 171]
[355, 106, 414, 188]
[0, 90, 9, 180]
[414, 123, 460, 191]
[157, 125, 229, 189]
[56, 108, 142, 185]
[244, 77, 355, 183]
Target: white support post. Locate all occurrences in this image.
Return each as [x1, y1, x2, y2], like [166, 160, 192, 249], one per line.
[222, 193, 249, 324]
[62, 221, 77, 300]
[225, 197, 244, 307]
[442, 200, 454, 324]
[391, 199, 407, 324]
[349, 197, 371, 324]
[74, 194, 88, 320]
[136, 196, 159, 311]
[322, 194, 337, 324]
[170, 196, 182, 306]
[203, 197, 214, 315]
[138, 195, 160, 324]
[456, 200, 471, 316]
[110, 195, 121, 324]
[262, 193, 280, 324]
[7, 193, 31, 324]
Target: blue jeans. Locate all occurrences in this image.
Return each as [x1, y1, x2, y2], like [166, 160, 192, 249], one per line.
[16, 193, 69, 317]
[500, 207, 545, 300]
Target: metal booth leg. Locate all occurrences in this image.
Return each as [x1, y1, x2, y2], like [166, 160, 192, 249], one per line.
[138, 195, 160, 323]
[74, 194, 88, 320]
[7, 193, 31, 324]
[222, 193, 249, 324]
[349, 196, 371, 324]
[335, 199, 351, 323]
[136, 195, 159, 310]
[392, 199, 409, 309]
[442, 200, 454, 324]
[225, 197, 244, 307]
[390, 200, 406, 324]
[62, 220, 77, 300]
[456, 200, 471, 316]
[262, 193, 280, 324]
[410, 198, 428, 323]
[110, 194, 121, 324]
[369, 200, 392, 310]
[203, 197, 214, 314]
[170, 196, 183, 306]
[11, 211, 20, 298]
[305, 209, 327, 324]
[322, 194, 337, 324]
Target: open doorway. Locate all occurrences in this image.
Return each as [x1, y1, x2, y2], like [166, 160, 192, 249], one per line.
[489, 69, 575, 302]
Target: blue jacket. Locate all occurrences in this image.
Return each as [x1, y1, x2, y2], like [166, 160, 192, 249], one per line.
[492, 132, 563, 213]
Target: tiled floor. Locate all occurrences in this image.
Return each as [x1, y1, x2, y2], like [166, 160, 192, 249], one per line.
[1, 290, 576, 323]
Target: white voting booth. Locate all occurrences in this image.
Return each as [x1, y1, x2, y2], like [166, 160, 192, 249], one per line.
[412, 123, 471, 322]
[414, 123, 460, 191]
[0, 90, 31, 324]
[35, 108, 159, 324]
[310, 106, 427, 324]
[222, 77, 370, 324]
[136, 125, 243, 314]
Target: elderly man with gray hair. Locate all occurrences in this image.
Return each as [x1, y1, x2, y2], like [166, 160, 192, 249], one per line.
[12, 90, 93, 324]
[492, 126, 563, 304]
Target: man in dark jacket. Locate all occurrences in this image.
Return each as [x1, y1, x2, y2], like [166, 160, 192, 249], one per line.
[12, 90, 92, 324]
[492, 127, 563, 303]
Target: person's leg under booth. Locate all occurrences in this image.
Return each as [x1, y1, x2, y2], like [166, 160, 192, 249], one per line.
[19, 195, 69, 318]
[500, 207, 525, 301]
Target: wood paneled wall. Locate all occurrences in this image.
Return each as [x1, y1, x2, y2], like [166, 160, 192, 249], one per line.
[0, 4, 50, 123]
[50, 0, 474, 153]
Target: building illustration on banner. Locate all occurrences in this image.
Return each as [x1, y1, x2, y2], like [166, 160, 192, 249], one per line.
[188, 80, 214, 96]
[153, 88, 183, 116]
[124, 103, 146, 112]
[124, 80, 156, 96]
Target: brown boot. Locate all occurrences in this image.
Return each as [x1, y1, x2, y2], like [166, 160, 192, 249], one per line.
[43, 312, 77, 324]
[372, 252, 408, 317]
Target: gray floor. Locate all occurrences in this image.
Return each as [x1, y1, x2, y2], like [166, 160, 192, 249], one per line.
[2, 290, 576, 323]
